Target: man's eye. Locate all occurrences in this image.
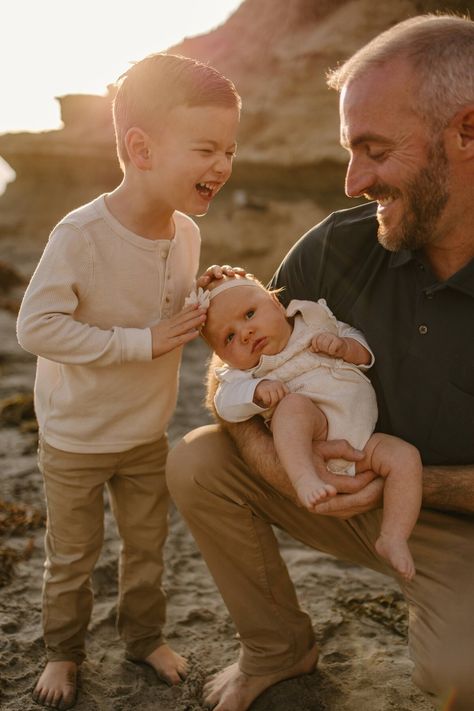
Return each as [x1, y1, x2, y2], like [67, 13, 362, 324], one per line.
[245, 310, 255, 319]
[225, 333, 234, 344]
[367, 148, 388, 161]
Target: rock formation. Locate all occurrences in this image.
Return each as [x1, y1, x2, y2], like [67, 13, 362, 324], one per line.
[0, 0, 472, 280]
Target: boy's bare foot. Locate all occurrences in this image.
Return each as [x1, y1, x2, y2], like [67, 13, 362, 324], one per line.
[204, 642, 318, 711]
[143, 643, 188, 685]
[32, 661, 78, 710]
[375, 534, 416, 582]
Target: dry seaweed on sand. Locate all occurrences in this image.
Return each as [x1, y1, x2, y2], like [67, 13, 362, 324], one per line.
[0, 499, 44, 586]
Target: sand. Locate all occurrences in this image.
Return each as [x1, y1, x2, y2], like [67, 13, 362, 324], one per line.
[0, 243, 434, 711]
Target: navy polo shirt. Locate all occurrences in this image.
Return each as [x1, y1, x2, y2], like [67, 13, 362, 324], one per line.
[270, 202, 474, 466]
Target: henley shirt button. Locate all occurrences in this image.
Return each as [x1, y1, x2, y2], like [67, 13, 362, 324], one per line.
[418, 324, 428, 335]
[165, 297, 170, 303]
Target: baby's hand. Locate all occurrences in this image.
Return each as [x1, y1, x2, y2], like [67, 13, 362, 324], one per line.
[254, 379, 289, 408]
[196, 264, 247, 288]
[150, 305, 206, 358]
[311, 332, 348, 359]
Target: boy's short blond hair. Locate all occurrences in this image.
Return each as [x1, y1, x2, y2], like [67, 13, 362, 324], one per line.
[112, 53, 241, 168]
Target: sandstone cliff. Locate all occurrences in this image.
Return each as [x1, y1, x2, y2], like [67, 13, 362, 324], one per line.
[0, 0, 472, 279]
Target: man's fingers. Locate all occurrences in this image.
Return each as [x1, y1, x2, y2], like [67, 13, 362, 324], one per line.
[313, 438, 365, 462]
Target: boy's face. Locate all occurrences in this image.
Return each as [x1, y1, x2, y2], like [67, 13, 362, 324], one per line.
[204, 286, 293, 370]
[147, 103, 239, 216]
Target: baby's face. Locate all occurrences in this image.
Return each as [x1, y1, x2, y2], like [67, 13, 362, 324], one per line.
[204, 285, 292, 369]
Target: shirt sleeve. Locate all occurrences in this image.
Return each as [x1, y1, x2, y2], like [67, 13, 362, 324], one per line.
[16, 225, 152, 366]
[335, 321, 375, 369]
[214, 366, 267, 422]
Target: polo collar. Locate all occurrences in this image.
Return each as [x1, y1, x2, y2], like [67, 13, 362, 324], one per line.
[389, 249, 474, 297]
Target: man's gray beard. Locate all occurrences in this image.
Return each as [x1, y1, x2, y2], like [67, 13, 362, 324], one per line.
[377, 139, 450, 253]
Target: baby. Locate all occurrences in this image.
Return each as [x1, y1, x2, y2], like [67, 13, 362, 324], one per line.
[192, 273, 422, 581]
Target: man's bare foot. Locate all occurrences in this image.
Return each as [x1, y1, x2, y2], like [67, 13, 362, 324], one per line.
[143, 643, 188, 685]
[32, 661, 78, 710]
[375, 534, 416, 582]
[204, 643, 318, 711]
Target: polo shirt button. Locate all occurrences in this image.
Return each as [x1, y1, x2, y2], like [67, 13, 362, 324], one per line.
[418, 324, 428, 335]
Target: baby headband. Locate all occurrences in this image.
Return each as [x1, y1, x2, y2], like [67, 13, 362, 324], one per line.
[184, 277, 259, 309]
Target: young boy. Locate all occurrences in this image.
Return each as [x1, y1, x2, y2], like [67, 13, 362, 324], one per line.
[17, 53, 240, 710]
[194, 273, 422, 583]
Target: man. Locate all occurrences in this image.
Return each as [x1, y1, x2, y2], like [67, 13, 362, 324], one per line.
[167, 14, 474, 711]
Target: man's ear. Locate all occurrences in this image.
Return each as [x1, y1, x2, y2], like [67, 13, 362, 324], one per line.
[450, 106, 474, 153]
[124, 127, 153, 169]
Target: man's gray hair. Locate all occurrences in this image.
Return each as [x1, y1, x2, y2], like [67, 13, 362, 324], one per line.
[327, 14, 474, 133]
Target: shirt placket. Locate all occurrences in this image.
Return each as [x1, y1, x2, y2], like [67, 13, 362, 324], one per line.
[160, 241, 174, 319]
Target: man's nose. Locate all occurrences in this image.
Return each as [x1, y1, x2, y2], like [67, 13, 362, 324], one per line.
[345, 155, 376, 198]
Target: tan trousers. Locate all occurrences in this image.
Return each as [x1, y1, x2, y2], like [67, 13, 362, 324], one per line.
[38, 436, 169, 664]
[167, 425, 474, 709]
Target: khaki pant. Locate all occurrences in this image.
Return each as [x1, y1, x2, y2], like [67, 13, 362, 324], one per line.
[38, 436, 169, 664]
[167, 425, 474, 709]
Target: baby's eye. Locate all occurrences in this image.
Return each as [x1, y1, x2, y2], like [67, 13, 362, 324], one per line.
[245, 310, 255, 319]
[225, 333, 234, 345]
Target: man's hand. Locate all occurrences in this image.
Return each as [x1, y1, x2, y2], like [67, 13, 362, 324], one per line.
[196, 264, 247, 289]
[150, 305, 206, 358]
[311, 332, 348, 359]
[253, 379, 289, 408]
[310, 439, 384, 518]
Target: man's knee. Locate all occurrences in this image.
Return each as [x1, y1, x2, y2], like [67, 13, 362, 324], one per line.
[166, 424, 235, 509]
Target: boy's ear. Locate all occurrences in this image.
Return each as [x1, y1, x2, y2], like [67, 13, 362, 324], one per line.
[124, 127, 153, 170]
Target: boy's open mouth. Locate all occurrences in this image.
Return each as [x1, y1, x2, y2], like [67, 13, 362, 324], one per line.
[196, 182, 216, 198]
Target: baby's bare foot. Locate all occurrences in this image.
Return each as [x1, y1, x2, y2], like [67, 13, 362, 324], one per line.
[32, 660, 78, 710]
[375, 534, 416, 582]
[144, 644, 188, 685]
[204, 643, 318, 711]
[295, 473, 337, 510]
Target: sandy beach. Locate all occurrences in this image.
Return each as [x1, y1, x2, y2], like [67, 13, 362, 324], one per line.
[0, 242, 435, 711]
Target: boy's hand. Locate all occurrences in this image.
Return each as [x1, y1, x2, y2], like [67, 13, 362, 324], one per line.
[311, 332, 348, 359]
[196, 264, 247, 288]
[151, 305, 206, 358]
[254, 379, 289, 408]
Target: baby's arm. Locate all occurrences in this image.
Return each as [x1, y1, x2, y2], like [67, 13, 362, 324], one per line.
[214, 369, 272, 423]
[253, 380, 289, 408]
[312, 332, 371, 366]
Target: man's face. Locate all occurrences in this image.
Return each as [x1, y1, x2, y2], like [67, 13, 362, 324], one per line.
[204, 285, 293, 370]
[146, 103, 240, 217]
[340, 61, 450, 251]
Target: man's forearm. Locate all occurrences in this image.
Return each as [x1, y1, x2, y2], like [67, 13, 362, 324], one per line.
[226, 418, 298, 501]
[422, 464, 474, 514]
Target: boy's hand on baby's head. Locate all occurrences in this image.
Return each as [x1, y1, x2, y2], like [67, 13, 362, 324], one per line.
[151, 305, 207, 358]
[311, 332, 348, 359]
[253, 379, 289, 408]
[196, 264, 247, 288]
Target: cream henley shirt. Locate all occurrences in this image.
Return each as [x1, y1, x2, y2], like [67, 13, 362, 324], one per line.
[17, 194, 201, 453]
